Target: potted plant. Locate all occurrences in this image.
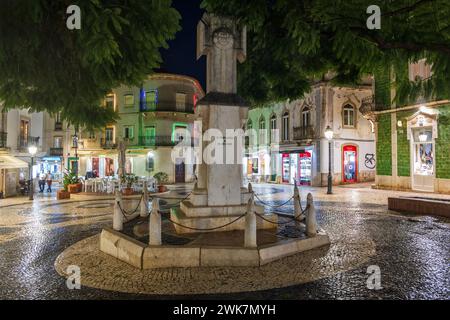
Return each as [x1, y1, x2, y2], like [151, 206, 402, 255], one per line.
[58, 173, 72, 199]
[121, 173, 138, 196]
[153, 172, 169, 193]
[65, 171, 81, 194]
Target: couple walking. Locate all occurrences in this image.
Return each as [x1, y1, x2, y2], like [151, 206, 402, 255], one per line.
[39, 171, 53, 193]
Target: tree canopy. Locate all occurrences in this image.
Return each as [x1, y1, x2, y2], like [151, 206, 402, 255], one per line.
[0, 0, 180, 129]
[201, 0, 450, 107]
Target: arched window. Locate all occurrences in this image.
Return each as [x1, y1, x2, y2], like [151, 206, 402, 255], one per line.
[282, 112, 289, 141]
[247, 119, 253, 130]
[270, 114, 277, 143]
[302, 106, 311, 127]
[343, 104, 356, 127]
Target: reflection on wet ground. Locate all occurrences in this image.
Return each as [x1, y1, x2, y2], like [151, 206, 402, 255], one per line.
[0, 183, 449, 299]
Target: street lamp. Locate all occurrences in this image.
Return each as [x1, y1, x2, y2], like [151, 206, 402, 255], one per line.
[324, 126, 334, 195]
[28, 145, 38, 200]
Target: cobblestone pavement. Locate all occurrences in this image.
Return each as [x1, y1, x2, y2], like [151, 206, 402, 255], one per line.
[0, 183, 449, 299]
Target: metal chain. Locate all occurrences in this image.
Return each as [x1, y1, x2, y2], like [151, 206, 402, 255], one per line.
[117, 194, 144, 217]
[253, 192, 294, 208]
[163, 211, 247, 231]
[253, 205, 309, 226]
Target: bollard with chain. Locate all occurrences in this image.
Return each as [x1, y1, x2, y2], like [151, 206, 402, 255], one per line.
[149, 198, 161, 246]
[113, 190, 124, 231]
[244, 194, 257, 248]
[306, 193, 317, 237]
[140, 181, 149, 217]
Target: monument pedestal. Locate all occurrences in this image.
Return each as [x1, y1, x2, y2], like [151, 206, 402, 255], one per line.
[170, 188, 277, 234]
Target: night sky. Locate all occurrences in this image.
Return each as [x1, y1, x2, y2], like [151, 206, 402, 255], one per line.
[158, 0, 206, 90]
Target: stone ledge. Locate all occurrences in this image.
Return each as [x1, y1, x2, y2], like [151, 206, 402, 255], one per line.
[99, 228, 331, 269]
[100, 228, 146, 269]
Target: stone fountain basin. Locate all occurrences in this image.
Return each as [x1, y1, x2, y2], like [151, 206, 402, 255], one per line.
[99, 228, 330, 269]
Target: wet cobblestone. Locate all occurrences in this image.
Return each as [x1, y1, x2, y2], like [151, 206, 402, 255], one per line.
[0, 183, 449, 299]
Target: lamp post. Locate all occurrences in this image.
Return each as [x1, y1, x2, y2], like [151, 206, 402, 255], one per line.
[28, 145, 37, 200]
[72, 127, 79, 176]
[324, 126, 334, 195]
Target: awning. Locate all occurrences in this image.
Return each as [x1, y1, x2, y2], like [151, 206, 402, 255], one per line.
[0, 154, 29, 169]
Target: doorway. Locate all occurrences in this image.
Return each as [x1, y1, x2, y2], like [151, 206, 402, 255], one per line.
[342, 145, 358, 183]
[175, 160, 185, 183]
[411, 128, 435, 192]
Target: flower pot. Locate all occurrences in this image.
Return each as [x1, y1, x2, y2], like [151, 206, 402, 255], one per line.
[57, 190, 71, 200]
[68, 183, 82, 194]
[157, 185, 167, 193]
[122, 187, 134, 196]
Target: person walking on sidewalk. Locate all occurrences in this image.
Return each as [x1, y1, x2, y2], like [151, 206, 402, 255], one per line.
[46, 171, 53, 193]
[38, 172, 47, 193]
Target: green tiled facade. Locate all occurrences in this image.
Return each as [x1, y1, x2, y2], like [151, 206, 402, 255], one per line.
[396, 111, 414, 177]
[436, 105, 450, 179]
[376, 114, 392, 176]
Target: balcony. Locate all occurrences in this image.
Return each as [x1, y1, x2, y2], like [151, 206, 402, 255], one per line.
[18, 136, 40, 149]
[138, 136, 196, 147]
[54, 122, 63, 131]
[360, 95, 377, 121]
[100, 138, 117, 149]
[139, 101, 195, 114]
[0, 132, 6, 148]
[49, 147, 63, 156]
[293, 126, 315, 140]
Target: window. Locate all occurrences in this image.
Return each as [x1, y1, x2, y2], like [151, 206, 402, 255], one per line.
[409, 59, 432, 81]
[259, 117, 266, 145]
[143, 126, 156, 145]
[105, 127, 114, 142]
[105, 94, 115, 110]
[53, 136, 62, 148]
[146, 152, 155, 172]
[176, 93, 186, 112]
[343, 104, 355, 127]
[146, 90, 157, 110]
[173, 124, 188, 143]
[124, 94, 134, 107]
[413, 128, 433, 176]
[302, 106, 311, 127]
[270, 115, 277, 143]
[88, 131, 96, 140]
[282, 112, 289, 141]
[55, 112, 61, 123]
[123, 126, 134, 140]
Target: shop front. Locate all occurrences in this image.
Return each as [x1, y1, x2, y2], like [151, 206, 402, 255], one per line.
[342, 145, 358, 183]
[281, 148, 313, 185]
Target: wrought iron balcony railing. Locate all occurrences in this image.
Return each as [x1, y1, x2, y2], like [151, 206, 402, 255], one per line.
[100, 138, 117, 149]
[293, 126, 315, 140]
[139, 101, 195, 114]
[49, 147, 64, 156]
[137, 135, 197, 147]
[0, 132, 7, 148]
[54, 122, 63, 131]
[18, 136, 40, 149]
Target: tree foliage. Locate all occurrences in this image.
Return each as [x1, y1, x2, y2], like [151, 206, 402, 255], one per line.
[0, 0, 180, 129]
[201, 0, 450, 107]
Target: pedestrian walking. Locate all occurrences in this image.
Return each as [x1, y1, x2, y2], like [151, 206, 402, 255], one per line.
[39, 172, 47, 193]
[46, 171, 53, 192]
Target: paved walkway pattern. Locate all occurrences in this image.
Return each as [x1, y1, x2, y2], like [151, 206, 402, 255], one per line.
[0, 183, 449, 299]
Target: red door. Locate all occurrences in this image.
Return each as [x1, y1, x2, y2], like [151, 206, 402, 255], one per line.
[282, 154, 290, 183]
[342, 145, 357, 183]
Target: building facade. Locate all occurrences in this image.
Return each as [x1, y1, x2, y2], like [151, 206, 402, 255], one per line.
[244, 80, 375, 186]
[365, 60, 450, 193]
[49, 73, 204, 184]
[0, 107, 45, 197]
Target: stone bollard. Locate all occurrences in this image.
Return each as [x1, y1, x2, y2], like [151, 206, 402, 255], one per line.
[293, 185, 305, 227]
[306, 193, 317, 237]
[149, 198, 162, 246]
[248, 182, 253, 194]
[113, 190, 124, 231]
[140, 181, 149, 217]
[244, 195, 257, 248]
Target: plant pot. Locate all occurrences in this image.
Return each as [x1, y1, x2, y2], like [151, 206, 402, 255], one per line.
[122, 187, 134, 196]
[68, 183, 82, 194]
[57, 190, 71, 200]
[157, 185, 167, 193]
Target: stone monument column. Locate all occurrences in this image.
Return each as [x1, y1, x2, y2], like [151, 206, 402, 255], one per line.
[170, 13, 277, 233]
